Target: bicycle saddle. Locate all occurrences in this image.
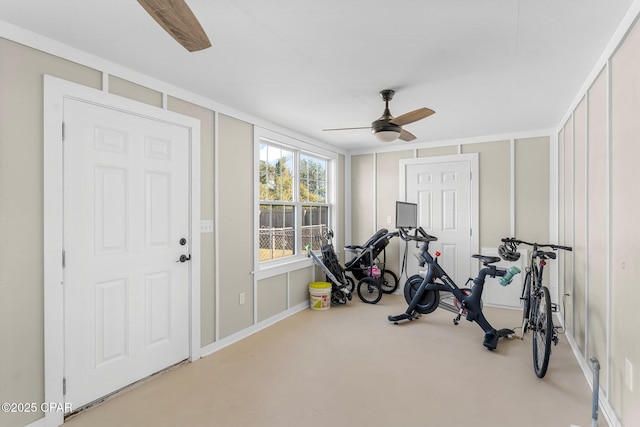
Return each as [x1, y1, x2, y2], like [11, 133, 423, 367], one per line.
[472, 254, 501, 265]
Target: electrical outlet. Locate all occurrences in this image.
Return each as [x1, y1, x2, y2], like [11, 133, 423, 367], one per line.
[626, 358, 634, 392]
[239, 292, 245, 305]
[386, 216, 392, 224]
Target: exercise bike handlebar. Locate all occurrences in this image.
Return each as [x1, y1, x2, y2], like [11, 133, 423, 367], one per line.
[397, 227, 438, 243]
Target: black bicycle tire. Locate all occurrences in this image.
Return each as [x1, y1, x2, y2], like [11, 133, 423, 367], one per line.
[357, 277, 382, 304]
[521, 272, 532, 333]
[532, 286, 553, 378]
[380, 269, 399, 294]
[403, 274, 439, 314]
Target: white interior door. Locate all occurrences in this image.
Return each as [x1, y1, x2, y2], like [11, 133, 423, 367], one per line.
[63, 98, 191, 408]
[403, 159, 474, 284]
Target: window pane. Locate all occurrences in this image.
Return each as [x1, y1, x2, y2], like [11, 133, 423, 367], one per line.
[259, 204, 295, 261]
[261, 145, 294, 202]
[301, 205, 328, 251]
[299, 155, 327, 203]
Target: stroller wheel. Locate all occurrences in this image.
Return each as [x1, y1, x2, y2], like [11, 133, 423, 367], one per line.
[357, 277, 382, 304]
[345, 276, 355, 293]
[332, 290, 346, 305]
[380, 269, 399, 294]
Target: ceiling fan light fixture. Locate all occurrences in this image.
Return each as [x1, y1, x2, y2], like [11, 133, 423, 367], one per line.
[373, 129, 401, 142]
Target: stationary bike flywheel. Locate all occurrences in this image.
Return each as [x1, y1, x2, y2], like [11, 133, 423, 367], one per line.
[404, 275, 439, 314]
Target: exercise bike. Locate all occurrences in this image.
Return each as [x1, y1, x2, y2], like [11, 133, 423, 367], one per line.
[388, 227, 521, 351]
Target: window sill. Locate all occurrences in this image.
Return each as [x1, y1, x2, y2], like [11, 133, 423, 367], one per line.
[254, 255, 315, 280]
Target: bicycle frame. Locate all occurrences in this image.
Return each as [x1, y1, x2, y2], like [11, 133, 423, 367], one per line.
[500, 237, 571, 376]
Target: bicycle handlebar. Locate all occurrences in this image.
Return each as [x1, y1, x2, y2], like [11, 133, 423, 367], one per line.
[501, 237, 572, 252]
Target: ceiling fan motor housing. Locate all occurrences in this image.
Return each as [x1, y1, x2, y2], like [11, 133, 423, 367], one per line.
[371, 119, 401, 134]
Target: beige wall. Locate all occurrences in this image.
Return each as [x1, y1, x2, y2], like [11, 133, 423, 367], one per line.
[257, 274, 287, 322]
[573, 97, 587, 353]
[0, 38, 103, 427]
[514, 137, 549, 244]
[561, 115, 575, 335]
[290, 267, 314, 306]
[555, 14, 640, 426]
[609, 16, 640, 424]
[109, 75, 163, 108]
[376, 150, 413, 274]
[586, 68, 607, 393]
[0, 36, 346, 427]
[417, 145, 458, 157]
[461, 140, 511, 248]
[167, 96, 216, 346]
[350, 154, 375, 245]
[217, 114, 254, 338]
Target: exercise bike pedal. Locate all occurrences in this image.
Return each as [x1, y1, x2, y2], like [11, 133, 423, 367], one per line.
[388, 312, 419, 324]
[497, 328, 516, 340]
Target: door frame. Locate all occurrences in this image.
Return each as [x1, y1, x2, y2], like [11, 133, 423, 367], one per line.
[398, 154, 479, 277]
[43, 75, 201, 426]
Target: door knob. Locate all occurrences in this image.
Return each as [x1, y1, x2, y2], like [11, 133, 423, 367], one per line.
[176, 254, 191, 263]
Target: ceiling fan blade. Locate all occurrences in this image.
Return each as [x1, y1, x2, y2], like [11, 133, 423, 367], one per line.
[399, 129, 417, 142]
[390, 107, 435, 127]
[137, 0, 211, 52]
[322, 126, 372, 131]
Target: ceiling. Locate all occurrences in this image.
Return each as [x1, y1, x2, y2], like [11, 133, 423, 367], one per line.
[0, 0, 634, 151]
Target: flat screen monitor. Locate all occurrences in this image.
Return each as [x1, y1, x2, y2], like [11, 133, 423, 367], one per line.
[396, 201, 417, 229]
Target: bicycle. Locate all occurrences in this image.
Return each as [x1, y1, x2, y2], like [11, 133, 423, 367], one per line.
[498, 238, 572, 378]
[388, 227, 520, 350]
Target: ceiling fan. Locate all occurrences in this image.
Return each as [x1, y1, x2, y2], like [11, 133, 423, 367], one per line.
[323, 89, 435, 142]
[137, 0, 211, 52]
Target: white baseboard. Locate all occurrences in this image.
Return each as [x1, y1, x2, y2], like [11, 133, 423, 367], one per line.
[24, 416, 45, 427]
[200, 301, 309, 358]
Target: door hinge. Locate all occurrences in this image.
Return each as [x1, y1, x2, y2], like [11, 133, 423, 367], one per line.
[62, 250, 66, 268]
[63, 377, 66, 395]
[62, 122, 65, 141]
[470, 228, 472, 236]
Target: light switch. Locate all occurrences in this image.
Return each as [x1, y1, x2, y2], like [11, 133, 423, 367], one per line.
[200, 220, 213, 233]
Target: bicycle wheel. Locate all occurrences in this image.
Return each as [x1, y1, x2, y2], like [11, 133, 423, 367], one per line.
[357, 277, 382, 304]
[532, 286, 553, 378]
[403, 274, 439, 314]
[521, 272, 532, 333]
[380, 269, 399, 294]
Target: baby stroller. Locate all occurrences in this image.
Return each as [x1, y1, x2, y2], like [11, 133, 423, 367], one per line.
[306, 230, 353, 305]
[344, 229, 399, 304]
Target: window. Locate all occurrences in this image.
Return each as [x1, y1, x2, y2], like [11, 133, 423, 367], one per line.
[258, 139, 331, 262]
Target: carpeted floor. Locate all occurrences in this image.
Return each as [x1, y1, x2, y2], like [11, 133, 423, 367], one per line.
[65, 294, 602, 427]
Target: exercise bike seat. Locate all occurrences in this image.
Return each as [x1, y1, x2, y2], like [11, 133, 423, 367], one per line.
[472, 254, 501, 265]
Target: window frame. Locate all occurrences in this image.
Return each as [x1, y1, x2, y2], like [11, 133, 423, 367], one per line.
[254, 127, 336, 272]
